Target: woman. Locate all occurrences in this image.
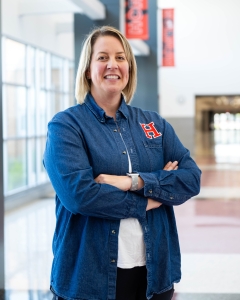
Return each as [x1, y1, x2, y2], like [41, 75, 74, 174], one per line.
[43, 26, 201, 300]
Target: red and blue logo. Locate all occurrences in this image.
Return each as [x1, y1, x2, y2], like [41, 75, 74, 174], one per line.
[140, 122, 162, 139]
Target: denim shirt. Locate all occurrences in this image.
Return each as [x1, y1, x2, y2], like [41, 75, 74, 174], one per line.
[43, 93, 201, 300]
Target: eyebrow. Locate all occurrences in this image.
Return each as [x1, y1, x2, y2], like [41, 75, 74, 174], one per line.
[96, 51, 125, 55]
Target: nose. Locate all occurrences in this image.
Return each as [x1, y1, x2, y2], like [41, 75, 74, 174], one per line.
[107, 57, 118, 69]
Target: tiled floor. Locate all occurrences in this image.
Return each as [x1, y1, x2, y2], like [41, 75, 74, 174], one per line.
[173, 130, 240, 299]
[3, 129, 240, 300]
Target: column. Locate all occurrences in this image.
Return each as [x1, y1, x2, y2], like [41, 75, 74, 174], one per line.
[131, 0, 158, 112]
[0, 0, 5, 296]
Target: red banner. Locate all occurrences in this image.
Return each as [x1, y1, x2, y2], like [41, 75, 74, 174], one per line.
[125, 0, 149, 40]
[162, 9, 175, 66]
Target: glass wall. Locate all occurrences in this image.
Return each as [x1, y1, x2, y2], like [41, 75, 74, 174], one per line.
[2, 37, 75, 195]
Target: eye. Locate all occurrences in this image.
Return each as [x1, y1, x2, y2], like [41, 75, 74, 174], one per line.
[98, 55, 108, 61]
[117, 56, 125, 60]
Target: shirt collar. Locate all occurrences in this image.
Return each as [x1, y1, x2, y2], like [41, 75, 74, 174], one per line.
[84, 92, 128, 122]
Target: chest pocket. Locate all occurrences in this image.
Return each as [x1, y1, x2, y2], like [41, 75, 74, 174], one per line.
[142, 140, 164, 172]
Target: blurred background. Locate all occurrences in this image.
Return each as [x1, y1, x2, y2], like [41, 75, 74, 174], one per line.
[0, 0, 239, 299]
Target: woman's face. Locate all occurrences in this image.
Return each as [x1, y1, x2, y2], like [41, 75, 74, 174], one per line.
[88, 35, 129, 99]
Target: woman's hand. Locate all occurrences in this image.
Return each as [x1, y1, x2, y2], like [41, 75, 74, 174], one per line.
[146, 199, 162, 211]
[163, 161, 178, 171]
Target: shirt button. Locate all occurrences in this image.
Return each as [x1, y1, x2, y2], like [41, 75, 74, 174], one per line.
[111, 259, 116, 263]
[149, 189, 152, 194]
[122, 151, 127, 154]
[111, 230, 116, 234]
[113, 129, 117, 132]
[170, 196, 174, 199]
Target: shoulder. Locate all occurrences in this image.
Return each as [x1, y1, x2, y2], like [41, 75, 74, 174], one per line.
[50, 103, 86, 123]
[126, 104, 166, 124]
[47, 104, 90, 140]
[47, 104, 90, 136]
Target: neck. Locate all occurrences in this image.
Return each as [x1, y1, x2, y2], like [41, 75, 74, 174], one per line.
[91, 90, 122, 119]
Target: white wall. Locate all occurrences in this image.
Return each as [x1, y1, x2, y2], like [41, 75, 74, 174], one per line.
[2, 0, 74, 59]
[158, 0, 240, 118]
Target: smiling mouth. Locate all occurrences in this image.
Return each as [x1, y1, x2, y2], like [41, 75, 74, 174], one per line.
[104, 75, 120, 79]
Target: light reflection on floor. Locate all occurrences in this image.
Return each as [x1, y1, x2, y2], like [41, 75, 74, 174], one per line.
[5, 199, 55, 292]
[3, 129, 240, 300]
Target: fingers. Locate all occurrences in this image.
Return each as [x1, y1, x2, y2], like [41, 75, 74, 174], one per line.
[163, 161, 172, 170]
[146, 199, 162, 211]
[163, 161, 178, 171]
[94, 175, 100, 183]
[94, 174, 106, 184]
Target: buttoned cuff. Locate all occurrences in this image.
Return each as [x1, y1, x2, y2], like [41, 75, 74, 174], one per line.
[138, 171, 190, 205]
[138, 172, 160, 198]
[128, 193, 147, 221]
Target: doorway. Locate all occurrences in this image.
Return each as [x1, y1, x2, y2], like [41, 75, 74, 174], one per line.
[195, 96, 240, 163]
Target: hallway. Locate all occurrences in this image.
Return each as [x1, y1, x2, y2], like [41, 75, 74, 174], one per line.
[3, 130, 240, 300]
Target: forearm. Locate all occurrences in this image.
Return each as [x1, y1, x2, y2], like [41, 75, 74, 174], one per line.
[139, 167, 201, 206]
[95, 161, 178, 211]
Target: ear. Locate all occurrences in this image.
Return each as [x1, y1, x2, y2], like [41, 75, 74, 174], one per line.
[86, 69, 91, 79]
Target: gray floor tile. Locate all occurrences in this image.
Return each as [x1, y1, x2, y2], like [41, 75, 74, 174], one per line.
[173, 293, 240, 300]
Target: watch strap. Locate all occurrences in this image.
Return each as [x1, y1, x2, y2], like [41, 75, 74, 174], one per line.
[126, 173, 139, 191]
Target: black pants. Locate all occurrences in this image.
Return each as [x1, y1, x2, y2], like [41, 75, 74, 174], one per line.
[116, 266, 174, 300]
[52, 266, 174, 300]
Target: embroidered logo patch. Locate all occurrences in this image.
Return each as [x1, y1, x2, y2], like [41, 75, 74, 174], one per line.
[140, 122, 162, 139]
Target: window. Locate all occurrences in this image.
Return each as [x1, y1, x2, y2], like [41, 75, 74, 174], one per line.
[3, 39, 25, 85]
[2, 36, 75, 195]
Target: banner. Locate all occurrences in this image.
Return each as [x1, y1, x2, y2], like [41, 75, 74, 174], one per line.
[125, 0, 149, 40]
[162, 9, 175, 66]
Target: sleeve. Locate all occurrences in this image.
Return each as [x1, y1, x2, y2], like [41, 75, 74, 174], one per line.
[43, 114, 147, 220]
[138, 120, 201, 206]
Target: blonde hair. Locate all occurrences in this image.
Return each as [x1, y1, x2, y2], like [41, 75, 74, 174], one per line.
[75, 26, 137, 104]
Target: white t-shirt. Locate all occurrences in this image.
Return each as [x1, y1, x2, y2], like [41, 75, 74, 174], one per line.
[117, 132, 146, 268]
[117, 218, 146, 268]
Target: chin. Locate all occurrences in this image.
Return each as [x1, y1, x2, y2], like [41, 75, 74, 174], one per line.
[105, 88, 122, 95]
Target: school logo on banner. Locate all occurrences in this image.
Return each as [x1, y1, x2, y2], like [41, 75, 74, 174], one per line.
[140, 122, 162, 139]
[162, 8, 175, 67]
[125, 0, 149, 40]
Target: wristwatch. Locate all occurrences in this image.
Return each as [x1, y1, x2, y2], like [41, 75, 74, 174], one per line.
[126, 173, 139, 191]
